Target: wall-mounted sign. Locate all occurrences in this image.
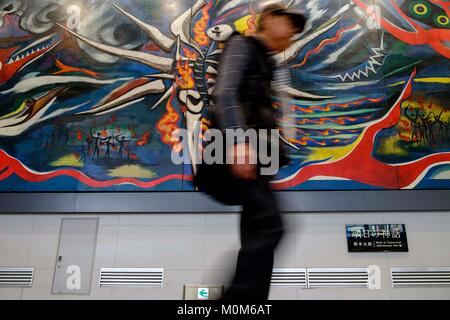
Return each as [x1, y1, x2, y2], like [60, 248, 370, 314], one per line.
[346, 224, 408, 252]
[197, 288, 209, 300]
[183, 284, 223, 300]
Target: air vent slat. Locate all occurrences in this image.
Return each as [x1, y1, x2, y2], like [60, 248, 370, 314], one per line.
[0, 268, 34, 288]
[392, 268, 450, 288]
[307, 268, 369, 288]
[100, 279, 163, 282]
[271, 268, 307, 288]
[99, 268, 164, 288]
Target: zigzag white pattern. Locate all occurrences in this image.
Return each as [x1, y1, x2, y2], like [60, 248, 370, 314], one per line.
[331, 33, 385, 82]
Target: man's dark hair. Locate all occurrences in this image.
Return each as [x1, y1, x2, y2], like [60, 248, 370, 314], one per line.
[259, 3, 306, 33]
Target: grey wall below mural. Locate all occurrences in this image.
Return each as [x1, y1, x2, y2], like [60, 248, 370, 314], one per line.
[1, 211, 450, 300]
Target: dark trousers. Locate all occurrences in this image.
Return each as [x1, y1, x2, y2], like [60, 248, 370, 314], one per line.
[221, 174, 284, 300]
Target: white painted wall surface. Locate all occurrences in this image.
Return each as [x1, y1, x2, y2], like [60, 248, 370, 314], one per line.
[1, 212, 450, 300]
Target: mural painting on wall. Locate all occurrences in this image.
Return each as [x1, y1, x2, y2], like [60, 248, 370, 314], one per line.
[0, 0, 449, 191]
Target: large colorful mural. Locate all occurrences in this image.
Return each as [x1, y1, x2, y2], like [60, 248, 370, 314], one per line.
[0, 0, 449, 191]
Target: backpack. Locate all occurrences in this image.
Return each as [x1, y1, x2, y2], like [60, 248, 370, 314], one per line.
[193, 85, 241, 205]
[192, 32, 246, 205]
[193, 32, 287, 205]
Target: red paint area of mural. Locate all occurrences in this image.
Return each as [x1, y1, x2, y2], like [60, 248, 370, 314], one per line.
[0, 46, 19, 83]
[0, 149, 189, 188]
[353, 0, 450, 58]
[142, 42, 162, 52]
[0, 41, 57, 84]
[431, 0, 450, 11]
[292, 20, 362, 68]
[273, 69, 450, 190]
[102, 78, 152, 105]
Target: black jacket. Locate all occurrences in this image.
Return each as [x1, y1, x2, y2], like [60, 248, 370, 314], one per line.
[211, 32, 290, 168]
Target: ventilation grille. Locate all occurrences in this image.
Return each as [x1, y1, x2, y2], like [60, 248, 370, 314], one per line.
[391, 268, 450, 288]
[99, 268, 164, 288]
[271, 268, 307, 288]
[0, 268, 34, 288]
[307, 268, 369, 288]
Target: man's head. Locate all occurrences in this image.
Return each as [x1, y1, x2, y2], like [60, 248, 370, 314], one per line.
[257, 3, 306, 52]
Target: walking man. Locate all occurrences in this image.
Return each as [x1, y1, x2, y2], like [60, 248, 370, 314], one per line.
[212, 3, 306, 300]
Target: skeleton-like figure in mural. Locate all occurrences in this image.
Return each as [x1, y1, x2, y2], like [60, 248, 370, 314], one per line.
[54, 0, 343, 172]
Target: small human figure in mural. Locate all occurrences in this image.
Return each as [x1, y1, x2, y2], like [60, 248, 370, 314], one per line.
[431, 110, 444, 145]
[85, 136, 93, 156]
[101, 135, 116, 160]
[115, 134, 132, 161]
[90, 129, 102, 160]
[404, 106, 420, 147]
[211, 4, 306, 300]
[76, 143, 89, 164]
[443, 120, 450, 143]
[403, 104, 450, 148]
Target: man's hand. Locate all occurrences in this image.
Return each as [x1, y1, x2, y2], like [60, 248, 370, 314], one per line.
[228, 142, 257, 180]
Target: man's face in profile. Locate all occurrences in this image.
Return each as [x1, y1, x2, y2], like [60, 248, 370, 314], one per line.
[263, 14, 299, 53]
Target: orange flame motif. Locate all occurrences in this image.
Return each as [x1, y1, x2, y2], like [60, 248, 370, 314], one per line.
[290, 137, 328, 146]
[156, 90, 181, 148]
[292, 97, 384, 113]
[53, 59, 100, 78]
[176, 58, 195, 89]
[76, 128, 83, 141]
[201, 117, 212, 131]
[136, 132, 151, 146]
[400, 119, 410, 126]
[194, 117, 213, 149]
[101, 128, 108, 138]
[294, 128, 360, 136]
[296, 116, 367, 125]
[244, 4, 258, 36]
[293, 105, 332, 113]
[127, 124, 137, 139]
[183, 47, 198, 60]
[193, 1, 213, 47]
[399, 133, 411, 142]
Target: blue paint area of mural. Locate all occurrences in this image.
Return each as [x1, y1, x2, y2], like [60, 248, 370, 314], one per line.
[415, 180, 450, 189]
[0, 0, 449, 192]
